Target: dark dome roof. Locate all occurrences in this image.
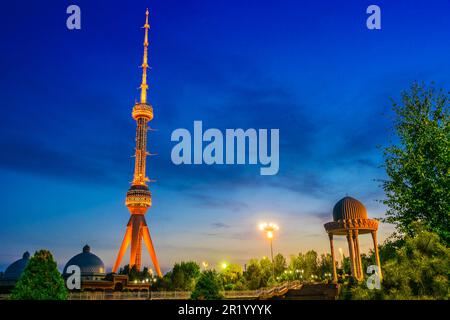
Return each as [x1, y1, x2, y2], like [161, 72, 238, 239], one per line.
[333, 196, 368, 221]
[63, 245, 105, 275]
[3, 252, 30, 281]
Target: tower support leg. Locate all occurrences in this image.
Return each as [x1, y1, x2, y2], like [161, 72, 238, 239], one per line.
[112, 226, 132, 273]
[130, 215, 144, 270]
[142, 226, 162, 277]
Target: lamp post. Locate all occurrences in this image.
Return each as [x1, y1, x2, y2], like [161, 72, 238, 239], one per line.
[259, 222, 279, 278]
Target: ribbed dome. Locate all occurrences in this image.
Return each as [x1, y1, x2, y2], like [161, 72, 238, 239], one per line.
[63, 245, 105, 276]
[333, 196, 368, 221]
[3, 252, 30, 281]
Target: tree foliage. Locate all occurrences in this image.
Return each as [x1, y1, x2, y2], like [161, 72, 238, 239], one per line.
[288, 250, 321, 280]
[191, 270, 224, 300]
[119, 264, 154, 282]
[381, 83, 450, 244]
[341, 225, 450, 300]
[171, 261, 200, 291]
[243, 259, 265, 289]
[273, 253, 287, 277]
[243, 257, 276, 289]
[10, 250, 68, 300]
[220, 263, 245, 290]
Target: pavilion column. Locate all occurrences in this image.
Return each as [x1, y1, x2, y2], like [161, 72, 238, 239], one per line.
[353, 230, 363, 280]
[346, 230, 357, 278]
[328, 233, 338, 283]
[371, 231, 383, 281]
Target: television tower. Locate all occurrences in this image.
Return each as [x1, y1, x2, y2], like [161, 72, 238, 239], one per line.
[112, 9, 162, 277]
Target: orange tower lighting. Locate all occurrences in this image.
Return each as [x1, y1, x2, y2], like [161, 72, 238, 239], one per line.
[112, 9, 162, 277]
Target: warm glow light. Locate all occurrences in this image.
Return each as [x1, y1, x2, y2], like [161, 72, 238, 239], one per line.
[221, 262, 228, 269]
[259, 222, 279, 239]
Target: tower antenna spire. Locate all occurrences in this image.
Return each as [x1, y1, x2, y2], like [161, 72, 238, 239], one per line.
[140, 8, 150, 104]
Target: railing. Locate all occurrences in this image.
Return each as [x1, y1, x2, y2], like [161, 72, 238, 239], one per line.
[70, 291, 149, 300]
[223, 281, 301, 299]
[67, 281, 302, 300]
[150, 291, 191, 300]
[258, 281, 302, 299]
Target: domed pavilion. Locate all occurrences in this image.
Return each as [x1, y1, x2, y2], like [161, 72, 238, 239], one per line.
[63, 245, 106, 281]
[0, 251, 30, 292]
[324, 196, 382, 282]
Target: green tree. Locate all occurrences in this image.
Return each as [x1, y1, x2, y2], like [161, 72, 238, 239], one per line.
[340, 256, 352, 279]
[152, 272, 173, 291]
[119, 264, 154, 282]
[289, 250, 320, 281]
[273, 253, 287, 277]
[191, 270, 224, 300]
[244, 259, 263, 289]
[259, 257, 273, 286]
[381, 83, 449, 244]
[304, 250, 319, 280]
[171, 261, 200, 291]
[220, 263, 244, 290]
[341, 225, 450, 300]
[318, 253, 333, 280]
[11, 250, 68, 300]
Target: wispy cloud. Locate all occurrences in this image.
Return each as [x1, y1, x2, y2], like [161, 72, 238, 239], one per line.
[211, 222, 230, 229]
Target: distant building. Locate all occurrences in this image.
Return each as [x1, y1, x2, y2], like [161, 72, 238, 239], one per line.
[63, 245, 150, 292]
[0, 251, 30, 293]
[63, 245, 105, 281]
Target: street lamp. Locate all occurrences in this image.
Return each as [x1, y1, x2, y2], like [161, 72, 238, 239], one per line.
[259, 222, 279, 278]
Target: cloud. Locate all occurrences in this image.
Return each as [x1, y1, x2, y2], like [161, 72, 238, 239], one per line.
[211, 222, 230, 229]
[310, 211, 332, 222]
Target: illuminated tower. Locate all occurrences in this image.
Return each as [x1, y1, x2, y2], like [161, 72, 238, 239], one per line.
[112, 9, 162, 277]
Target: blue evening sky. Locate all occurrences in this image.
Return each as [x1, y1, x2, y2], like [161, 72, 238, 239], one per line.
[0, 0, 449, 272]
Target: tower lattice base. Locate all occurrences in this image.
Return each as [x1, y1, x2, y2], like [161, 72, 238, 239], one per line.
[112, 214, 162, 277]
